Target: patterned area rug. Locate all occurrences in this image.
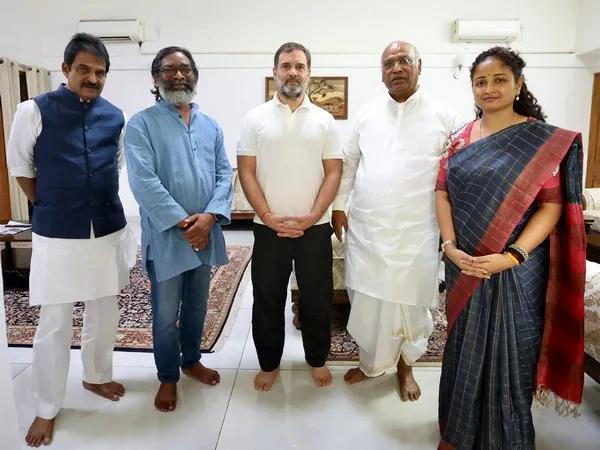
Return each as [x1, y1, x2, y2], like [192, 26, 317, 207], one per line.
[328, 294, 447, 365]
[4, 246, 252, 352]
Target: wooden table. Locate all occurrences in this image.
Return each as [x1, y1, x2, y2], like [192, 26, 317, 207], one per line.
[587, 229, 600, 263]
[1, 227, 31, 287]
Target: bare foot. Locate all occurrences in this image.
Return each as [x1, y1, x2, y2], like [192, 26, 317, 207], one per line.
[396, 358, 421, 401]
[311, 365, 332, 387]
[254, 368, 279, 391]
[344, 367, 369, 385]
[182, 362, 220, 386]
[25, 417, 54, 447]
[82, 380, 125, 401]
[155, 382, 177, 412]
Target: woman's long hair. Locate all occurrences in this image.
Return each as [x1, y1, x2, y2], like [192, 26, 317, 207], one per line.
[470, 46, 546, 122]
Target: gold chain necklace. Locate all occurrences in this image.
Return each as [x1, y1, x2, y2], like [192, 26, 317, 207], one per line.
[478, 111, 518, 140]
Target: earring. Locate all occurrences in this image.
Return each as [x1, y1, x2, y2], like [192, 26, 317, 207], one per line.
[515, 92, 520, 101]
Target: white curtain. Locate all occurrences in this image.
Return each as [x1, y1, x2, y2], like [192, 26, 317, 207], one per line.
[26, 65, 51, 98]
[0, 58, 51, 220]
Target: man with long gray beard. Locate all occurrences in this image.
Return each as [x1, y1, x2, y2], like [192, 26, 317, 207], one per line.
[237, 42, 342, 391]
[124, 46, 232, 412]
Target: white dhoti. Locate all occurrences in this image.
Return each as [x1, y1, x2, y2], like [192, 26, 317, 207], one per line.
[347, 289, 433, 377]
[29, 225, 136, 419]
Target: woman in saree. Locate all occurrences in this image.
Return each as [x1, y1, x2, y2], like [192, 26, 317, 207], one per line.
[435, 46, 586, 449]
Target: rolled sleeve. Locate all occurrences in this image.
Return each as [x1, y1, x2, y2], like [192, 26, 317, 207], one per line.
[204, 126, 233, 224]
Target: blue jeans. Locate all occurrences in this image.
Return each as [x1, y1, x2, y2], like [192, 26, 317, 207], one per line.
[147, 261, 211, 383]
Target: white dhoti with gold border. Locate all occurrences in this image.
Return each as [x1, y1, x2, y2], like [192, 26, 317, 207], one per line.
[347, 289, 433, 377]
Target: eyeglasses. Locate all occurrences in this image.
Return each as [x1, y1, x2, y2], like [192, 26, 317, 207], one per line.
[159, 65, 194, 78]
[382, 56, 414, 71]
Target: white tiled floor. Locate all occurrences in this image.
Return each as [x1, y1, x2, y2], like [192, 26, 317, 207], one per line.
[7, 225, 600, 449]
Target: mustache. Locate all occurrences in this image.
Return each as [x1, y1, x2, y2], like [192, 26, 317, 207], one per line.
[165, 80, 194, 89]
[82, 82, 101, 90]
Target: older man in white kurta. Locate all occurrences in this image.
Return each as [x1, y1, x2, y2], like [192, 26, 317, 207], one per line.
[332, 41, 454, 401]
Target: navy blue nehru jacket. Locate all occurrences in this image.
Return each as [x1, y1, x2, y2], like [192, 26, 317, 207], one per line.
[32, 84, 126, 238]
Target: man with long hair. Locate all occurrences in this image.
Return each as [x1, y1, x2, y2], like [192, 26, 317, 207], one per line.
[125, 46, 232, 412]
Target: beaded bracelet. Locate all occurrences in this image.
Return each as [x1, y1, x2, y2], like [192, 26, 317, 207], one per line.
[441, 239, 457, 253]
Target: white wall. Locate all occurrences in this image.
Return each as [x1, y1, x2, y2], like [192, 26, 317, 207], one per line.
[0, 0, 594, 217]
[576, 0, 600, 55]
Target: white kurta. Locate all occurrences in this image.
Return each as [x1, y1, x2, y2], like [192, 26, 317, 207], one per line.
[333, 89, 455, 307]
[7, 99, 136, 305]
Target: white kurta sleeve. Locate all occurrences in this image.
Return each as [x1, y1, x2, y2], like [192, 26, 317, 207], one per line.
[7, 100, 41, 178]
[444, 105, 458, 144]
[332, 117, 361, 210]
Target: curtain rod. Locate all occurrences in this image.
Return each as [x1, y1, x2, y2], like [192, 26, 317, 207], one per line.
[0, 58, 34, 71]
[0, 58, 49, 74]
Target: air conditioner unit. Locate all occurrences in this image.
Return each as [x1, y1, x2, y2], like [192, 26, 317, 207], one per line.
[453, 19, 521, 43]
[78, 19, 144, 43]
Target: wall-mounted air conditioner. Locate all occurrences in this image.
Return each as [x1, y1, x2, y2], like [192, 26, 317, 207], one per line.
[453, 19, 522, 43]
[78, 19, 144, 43]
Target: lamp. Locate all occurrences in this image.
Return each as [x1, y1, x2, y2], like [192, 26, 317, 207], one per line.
[453, 53, 466, 79]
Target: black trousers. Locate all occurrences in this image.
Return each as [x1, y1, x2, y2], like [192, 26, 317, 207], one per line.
[251, 223, 333, 371]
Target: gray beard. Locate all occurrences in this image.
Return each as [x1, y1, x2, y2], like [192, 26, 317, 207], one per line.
[276, 78, 306, 99]
[159, 85, 196, 105]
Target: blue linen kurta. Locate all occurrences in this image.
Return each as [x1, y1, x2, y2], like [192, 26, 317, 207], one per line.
[124, 100, 232, 282]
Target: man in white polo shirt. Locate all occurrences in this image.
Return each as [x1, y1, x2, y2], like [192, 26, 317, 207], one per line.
[237, 42, 342, 391]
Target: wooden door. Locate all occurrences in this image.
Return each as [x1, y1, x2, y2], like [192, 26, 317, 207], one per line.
[0, 96, 11, 221]
[586, 73, 600, 187]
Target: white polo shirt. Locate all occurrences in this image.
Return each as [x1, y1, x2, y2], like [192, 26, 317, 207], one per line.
[237, 93, 341, 225]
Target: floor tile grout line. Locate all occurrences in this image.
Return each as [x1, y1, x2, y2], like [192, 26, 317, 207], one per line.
[214, 299, 253, 450]
[11, 363, 31, 380]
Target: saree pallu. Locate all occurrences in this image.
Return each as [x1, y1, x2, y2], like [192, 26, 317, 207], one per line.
[438, 121, 585, 450]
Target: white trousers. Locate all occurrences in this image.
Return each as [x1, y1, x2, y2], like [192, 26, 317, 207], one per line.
[32, 296, 120, 419]
[347, 289, 433, 377]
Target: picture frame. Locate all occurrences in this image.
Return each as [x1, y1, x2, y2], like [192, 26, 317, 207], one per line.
[265, 76, 348, 120]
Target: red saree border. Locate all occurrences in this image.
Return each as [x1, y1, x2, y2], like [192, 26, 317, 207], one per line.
[438, 439, 456, 450]
[446, 127, 579, 330]
[535, 200, 586, 407]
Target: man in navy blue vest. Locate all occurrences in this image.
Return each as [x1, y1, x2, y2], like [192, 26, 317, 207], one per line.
[7, 33, 135, 447]
[125, 47, 232, 413]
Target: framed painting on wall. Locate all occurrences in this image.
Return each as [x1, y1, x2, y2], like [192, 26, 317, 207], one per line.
[265, 76, 348, 120]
